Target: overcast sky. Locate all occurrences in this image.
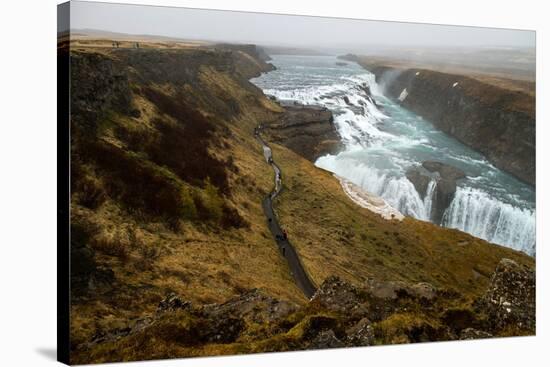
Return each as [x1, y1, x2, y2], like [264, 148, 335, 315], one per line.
[69, 1, 535, 50]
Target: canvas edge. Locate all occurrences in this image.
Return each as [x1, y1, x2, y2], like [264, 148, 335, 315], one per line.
[57, 1, 71, 365]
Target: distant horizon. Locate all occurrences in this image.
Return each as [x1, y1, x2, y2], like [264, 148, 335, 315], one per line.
[66, 27, 536, 62]
[66, 1, 535, 54]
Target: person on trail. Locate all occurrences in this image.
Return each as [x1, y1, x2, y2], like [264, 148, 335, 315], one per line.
[282, 247, 286, 257]
[283, 229, 288, 240]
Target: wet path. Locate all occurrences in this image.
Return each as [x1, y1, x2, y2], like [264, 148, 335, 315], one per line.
[255, 126, 317, 298]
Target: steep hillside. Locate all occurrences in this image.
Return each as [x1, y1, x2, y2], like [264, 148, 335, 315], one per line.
[69, 44, 535, 363]
[69, 45, 304, 350]
[340, 55, 535, 186]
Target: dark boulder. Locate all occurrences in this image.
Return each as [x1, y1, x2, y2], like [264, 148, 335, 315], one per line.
[406, 161, 466, 223]
[406, 169, 432, 200]
[422, 161, 466, 181]
[311, 276, 369, 317]
[309, 330, 345, 349]
[345, 317, 374, 347]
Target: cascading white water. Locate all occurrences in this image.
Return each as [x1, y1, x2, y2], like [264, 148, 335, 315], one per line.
[423, 179, 438, 221]
[263, 73, 390, 149]
[316, 156, 431, 221]
[443, 187, 535, 254]
[252, 55, 536, 256]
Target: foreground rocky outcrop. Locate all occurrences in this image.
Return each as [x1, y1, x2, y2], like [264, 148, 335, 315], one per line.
[73, 259, 534, 363]
[341, 55, 535, 186]
[406, 161, 466, 223]
[475, 258, 535, 334]
[263, 101, 342, 161]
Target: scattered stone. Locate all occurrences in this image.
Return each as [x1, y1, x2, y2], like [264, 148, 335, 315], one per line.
[201, 316, 245, 344]
[203, 288, 297, 324]
[311, 276, 368, 317]
[309, 330, 345, 349]
[365, 279, 436, 301]
[346, 317, 374, 346]
[157, 293, 192, 313]
[459, 328, 493, 340]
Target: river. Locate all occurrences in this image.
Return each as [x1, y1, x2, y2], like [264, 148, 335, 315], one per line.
[251, 54, 535, 256]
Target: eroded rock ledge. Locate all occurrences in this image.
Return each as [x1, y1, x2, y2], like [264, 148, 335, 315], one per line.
[263, 100, 342, 162]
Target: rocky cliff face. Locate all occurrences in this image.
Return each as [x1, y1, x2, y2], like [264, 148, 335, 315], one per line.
[214, 44, 276, 78]
[70, 52, 135, 131]
[263, 102, 342, 162]
[348, 58, 535, 186]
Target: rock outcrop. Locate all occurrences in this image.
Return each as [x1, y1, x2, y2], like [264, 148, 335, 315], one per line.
[70, 52, 134, 132]
[310, 275, 369, 317]
[406, 161, 466, 223]
[345, 317, 375, 346]
[475, 258, 536, 333]
[264, 102, 342, 161]
[365, 279, 437, 301]
[309, 330, 345, 349]
[77, 268, 535, 362]
[214, 43, 276, 78]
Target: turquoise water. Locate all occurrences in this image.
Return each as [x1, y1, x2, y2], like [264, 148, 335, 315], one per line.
[252, 55, 535, 255]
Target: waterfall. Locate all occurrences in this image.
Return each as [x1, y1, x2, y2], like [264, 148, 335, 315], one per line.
[423, 179, 437, 221]
[442, 187, 535, 255]
[398, 88, 408, 102]
[316, 156, 431, 221]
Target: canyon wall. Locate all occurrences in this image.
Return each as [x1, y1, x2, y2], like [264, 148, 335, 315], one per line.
[344, 56, 535, 186]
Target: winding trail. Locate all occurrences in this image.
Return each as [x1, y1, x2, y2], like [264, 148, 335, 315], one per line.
[255, 125, 317, 299]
